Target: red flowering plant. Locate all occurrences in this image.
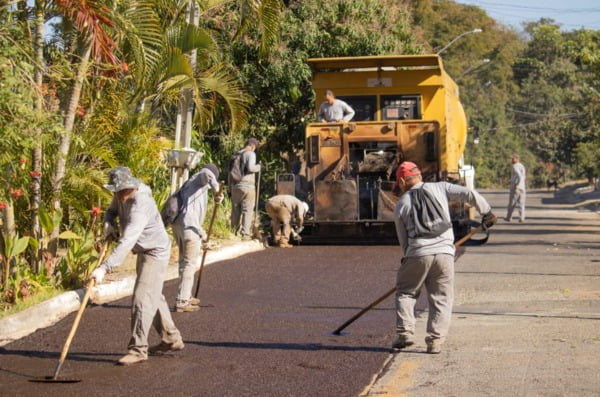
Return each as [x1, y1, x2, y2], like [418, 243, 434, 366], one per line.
[89, 207, 102, 231]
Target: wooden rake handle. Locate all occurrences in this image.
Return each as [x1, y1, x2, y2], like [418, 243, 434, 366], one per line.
[52, 242, 109, 380]
[331, 225, 484, 336]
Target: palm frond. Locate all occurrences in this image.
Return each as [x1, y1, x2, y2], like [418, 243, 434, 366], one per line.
[196, 64, 250, 134]
[54, 0, 119, 65]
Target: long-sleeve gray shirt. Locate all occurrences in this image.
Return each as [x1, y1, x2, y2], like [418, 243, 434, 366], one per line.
[394, 182, 491, 258]
[102, 184, 170, 271]
[234, 149, 260, 187]
[173, 168, 219, 238]
[510, 162, 526, 191]
[318, 99, 355, 122]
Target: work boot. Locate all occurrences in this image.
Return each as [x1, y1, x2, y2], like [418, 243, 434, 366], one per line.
[392, 334, 415, 350]
[189, 297, 200, 306]
[176, 303, 200, 313]
[149, 339, 185, 355]
[118, 352, 147, 366]
[425, 336, 442, 354]
[278, 241, 293, 248]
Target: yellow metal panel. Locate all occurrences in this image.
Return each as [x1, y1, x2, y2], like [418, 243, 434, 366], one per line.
[308, 55, 443, 71]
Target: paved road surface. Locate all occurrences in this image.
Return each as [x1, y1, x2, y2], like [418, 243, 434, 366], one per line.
[0, 189, 598, 396]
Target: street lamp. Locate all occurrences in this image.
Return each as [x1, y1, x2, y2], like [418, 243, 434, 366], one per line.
[436, 28, 483, 55]
[458, 58, 491, 80]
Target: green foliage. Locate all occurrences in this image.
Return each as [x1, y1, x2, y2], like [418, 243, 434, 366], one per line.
[1, 233, 30, 292]
[56, 227, 99, 289]
[202, 0, 420, 179]
[512, 22, 600, 181]
[574, 140, 600, 183]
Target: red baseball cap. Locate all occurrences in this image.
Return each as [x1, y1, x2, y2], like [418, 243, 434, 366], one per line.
[396, 161, 421, 180]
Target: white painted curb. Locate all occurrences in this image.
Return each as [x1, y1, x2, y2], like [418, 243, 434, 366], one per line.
[0, 240, 265, 347]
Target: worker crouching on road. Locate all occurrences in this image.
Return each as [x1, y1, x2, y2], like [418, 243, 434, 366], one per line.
[173, 164, 223, 313]
[265, 194, 309, 248]
[90, 167, 184, 366]
[393, 162, 496, 354]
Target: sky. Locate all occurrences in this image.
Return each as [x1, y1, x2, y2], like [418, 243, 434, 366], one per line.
[454, 0, 600, 31]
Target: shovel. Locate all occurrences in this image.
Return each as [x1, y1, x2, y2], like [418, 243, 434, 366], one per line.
[331, 225, 485, 336]
[29, 242, 109, 383]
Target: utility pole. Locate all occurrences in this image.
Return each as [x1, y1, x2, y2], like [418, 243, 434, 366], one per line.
[169, 0, 202, 193]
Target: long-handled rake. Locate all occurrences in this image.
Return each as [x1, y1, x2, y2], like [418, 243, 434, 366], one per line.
[331, 225, 484, 336]
[29, 242, 109, 383]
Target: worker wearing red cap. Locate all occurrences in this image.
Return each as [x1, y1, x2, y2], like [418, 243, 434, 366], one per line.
[392, 161, 496, 354]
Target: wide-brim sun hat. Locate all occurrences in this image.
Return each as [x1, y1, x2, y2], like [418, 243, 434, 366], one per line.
[103, 166, 141, 192]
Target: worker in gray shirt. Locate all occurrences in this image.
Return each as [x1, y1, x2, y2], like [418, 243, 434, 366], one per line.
[173, 164, 223, 312]
[318, 90, 355, 122]
[230, 137, 261, 240]
[393, 162, 496, 354]
[90, 167, 183, 366]
[265, 194, 309, 248]
[505, 154, 526, 222]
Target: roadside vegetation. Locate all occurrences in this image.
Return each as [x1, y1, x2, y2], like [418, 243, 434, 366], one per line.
[1, 0, 598, 311]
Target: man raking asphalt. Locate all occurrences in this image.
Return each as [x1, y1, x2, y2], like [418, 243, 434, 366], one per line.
[332, 162, 496, 355]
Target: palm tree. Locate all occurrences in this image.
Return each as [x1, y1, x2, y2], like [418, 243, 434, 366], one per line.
[48, 0, 121, 252]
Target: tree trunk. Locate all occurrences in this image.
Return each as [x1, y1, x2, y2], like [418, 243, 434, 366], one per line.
[31, 0, 45, 272]
[49, 42, 92, 255]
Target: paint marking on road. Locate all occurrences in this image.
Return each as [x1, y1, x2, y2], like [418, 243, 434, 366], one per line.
[361, 355, 418, 396]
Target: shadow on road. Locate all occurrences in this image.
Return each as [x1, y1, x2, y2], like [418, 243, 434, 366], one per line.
[456, 270, 600, 277]
[185, 340, 391, 353]
[0, 348, 119, 364]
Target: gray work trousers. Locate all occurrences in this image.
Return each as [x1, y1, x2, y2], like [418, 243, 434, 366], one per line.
[396, 254, 454, 341]
[266, 203, 291, 244]
[128, 247, 181, 356]
[231, 184, 256, 238]
[506, 188, 526, 221]
[173, 225, 202, 308]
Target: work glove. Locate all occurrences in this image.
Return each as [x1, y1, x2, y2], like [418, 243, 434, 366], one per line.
[291, 230, 302, 242]
[90, 267, 106, 284]
[481, 211, 497, 230]
[103, 222, 118, 241]
[215, 192, 224, 204]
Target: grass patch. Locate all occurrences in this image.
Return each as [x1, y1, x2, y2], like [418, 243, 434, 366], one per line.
[0, 288, 65, 320]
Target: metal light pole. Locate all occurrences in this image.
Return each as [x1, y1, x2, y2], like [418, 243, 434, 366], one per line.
[458, 58, 491, 80]
[437, 28, 482, 55]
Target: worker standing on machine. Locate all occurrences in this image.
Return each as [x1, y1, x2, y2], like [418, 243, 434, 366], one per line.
[392, 162, 496, 354]
[90, 167, 184, 365]
[265, 194, 309, 248]
[318, 90, 355, 122]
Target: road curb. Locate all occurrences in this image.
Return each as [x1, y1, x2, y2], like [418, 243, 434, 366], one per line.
[0, 240, 265, 347]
